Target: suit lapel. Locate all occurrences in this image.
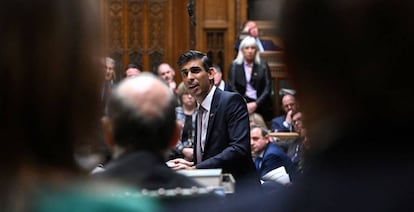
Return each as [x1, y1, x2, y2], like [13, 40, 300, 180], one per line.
[236, 63, 247, 87]
[205, 88, 221, 147]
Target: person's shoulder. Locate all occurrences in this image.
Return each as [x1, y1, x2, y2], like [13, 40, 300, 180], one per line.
[272, 115, 285, 122]
[218, 89, 245, 102]
[266, 142, 286, 155]
[32, 181, 162, 212]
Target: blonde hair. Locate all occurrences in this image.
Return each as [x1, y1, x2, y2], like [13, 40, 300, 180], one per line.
[249, 113, 268, 130]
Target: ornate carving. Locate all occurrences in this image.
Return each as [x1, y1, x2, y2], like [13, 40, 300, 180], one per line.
[148, 0, 165, 52]
[128, 0, 143, 50]
[108, 0, 124, 52]
[188, 0, 196, 49]
[128, 0, 144, 66]
[206, 30, 225, 70]
[148, 0, 166, 71]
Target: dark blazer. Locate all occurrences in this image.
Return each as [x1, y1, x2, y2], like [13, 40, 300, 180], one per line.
[234, 38, 281, 52]
[223, 83, 232, 92]
[271, 114, 291, 132]
[259, 39, 281, 51]
[228, 61, 274, 121]
[194, 88, 259, 187]
[258, 142, 297, 181]
[93, 151, 201, 190]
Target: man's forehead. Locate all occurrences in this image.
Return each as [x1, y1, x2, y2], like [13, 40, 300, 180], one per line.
[183, 59, 202, 67]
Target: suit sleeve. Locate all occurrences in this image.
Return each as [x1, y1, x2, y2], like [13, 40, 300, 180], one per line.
[227, 63, 237, 92]
[255, 62, 272, 107]
[272, 116, 291, 132]
[261, 154, 287, 177]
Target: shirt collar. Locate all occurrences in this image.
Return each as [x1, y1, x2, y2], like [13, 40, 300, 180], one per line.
[200, 85, 216, 113]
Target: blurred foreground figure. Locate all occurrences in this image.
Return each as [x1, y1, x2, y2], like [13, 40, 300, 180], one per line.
[277, 0, 414, 210]
[0, 1, 159, 211]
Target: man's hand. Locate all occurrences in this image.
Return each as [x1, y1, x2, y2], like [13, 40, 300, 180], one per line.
[247, 102, 257, 114]
[167, 158, 195, 170]
[285, 110, 293, 124]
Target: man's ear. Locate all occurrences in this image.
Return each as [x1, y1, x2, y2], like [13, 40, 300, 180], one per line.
[208, 67, 215, 81]
[169, 121, 181, 149]
[101, 116, 115, 147]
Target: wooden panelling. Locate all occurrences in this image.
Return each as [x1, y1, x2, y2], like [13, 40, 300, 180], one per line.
[203, 0, 228, 21]
[102, 0, 189, 82]
[260, 51, 292, 116]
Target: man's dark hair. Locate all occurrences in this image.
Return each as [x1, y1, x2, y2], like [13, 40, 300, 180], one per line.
[106, 87, 177, 153]
[126, 63, 142, 71]
[177, 50, 212, 72]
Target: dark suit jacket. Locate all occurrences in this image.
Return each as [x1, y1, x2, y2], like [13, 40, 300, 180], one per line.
[194, 88, 259, 188]
[228, 61, 274, 121]
[234, 38, 281, 52]
[258, 142, 297, 181]
[93, 151, 201, 190]
[271, 115, 291, 132]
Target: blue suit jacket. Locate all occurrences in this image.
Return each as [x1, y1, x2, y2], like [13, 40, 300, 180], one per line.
[271, 115, 291, 132]
[258, 142, 297, 180]
[194, 88, 259, 186]
[234, 38, 281, 51]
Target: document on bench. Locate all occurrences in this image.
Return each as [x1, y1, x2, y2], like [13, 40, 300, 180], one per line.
[261, 166, 290, 185]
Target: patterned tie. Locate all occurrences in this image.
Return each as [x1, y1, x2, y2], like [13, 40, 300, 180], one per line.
[254, 156, 262, 170]
[196, 106, 205, 164]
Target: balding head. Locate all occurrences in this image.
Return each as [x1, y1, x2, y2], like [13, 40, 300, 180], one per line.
[115, 73, 173, 118]
[282, 94, 298, 113]
[105, 73, 177, 153]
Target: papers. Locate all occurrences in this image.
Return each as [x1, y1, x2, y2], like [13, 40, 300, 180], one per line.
[176, 169, 223, 188]
[262, 166, 290, 185]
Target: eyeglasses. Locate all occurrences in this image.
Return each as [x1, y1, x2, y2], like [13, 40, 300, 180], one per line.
[181, 66, 203, 77]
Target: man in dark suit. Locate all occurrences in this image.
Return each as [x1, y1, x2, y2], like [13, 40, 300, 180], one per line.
[212, 64, 231, 91]
[93, 73, 202, 191]
[228, 36, 274, 121]
[169, 50, 260, 190]
[250, 126, 297, 183]
[234, 20, 281, 52]
[271, 94, 299, 132]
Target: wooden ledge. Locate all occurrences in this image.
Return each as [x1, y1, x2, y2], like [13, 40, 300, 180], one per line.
[268, 132, 299, 140]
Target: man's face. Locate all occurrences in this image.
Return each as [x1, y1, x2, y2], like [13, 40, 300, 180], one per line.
[250, 127, 269, 155]
[249, 26, 259, 38]
[105, 61, 115, 81]
[293, 112, 303, 133]
[158, 64, 175, 83]
[282, 95, 298, 113]
[213, 69, 222, 86]
[180, 59, 213, 103]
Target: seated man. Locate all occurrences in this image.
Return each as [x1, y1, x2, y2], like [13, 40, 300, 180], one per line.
[271, 93, 299, 132]
[234, 20, 281, 52]
[93, 73, 202, 191]
[275, 111, 309, 173]
[250, 125, 297, 184]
